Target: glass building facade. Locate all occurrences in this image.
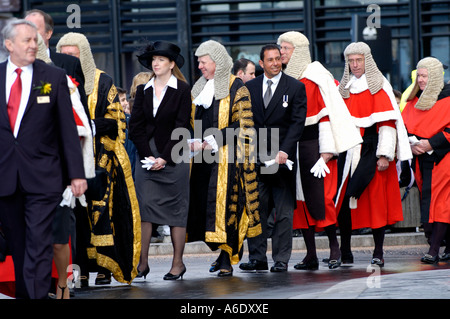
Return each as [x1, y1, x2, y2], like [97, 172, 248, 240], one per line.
[7, 0, 450, 91]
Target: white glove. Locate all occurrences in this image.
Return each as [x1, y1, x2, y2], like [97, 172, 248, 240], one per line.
[408, 135, 420, 145]
[204, 135, 219, 153]
[310, 157, 330, 178]
[264, 159, 294, 170]
[60, 187, 87, 208]
[141, 157, 155, 170]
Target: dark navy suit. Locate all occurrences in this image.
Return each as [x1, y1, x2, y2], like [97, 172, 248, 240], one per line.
[0, 59, 85, 298]
[246, 72, 307, 265]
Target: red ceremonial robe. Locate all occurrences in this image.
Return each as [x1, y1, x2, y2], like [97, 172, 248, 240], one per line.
[401, 92, 450, 224]
[342, 88, 403, 229]
[293, 78, 339, 230]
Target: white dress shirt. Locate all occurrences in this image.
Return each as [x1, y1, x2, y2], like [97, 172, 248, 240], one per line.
[262, 71, 282, 100]
[6, 57, 33, 137]
[144, 74, 178, 117]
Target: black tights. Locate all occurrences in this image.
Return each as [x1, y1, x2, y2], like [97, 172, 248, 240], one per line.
[338, 198, 386, 259]
[428, 222, 449, 257]
[372, 226, 385, 259]
[301, 224, 340, 262]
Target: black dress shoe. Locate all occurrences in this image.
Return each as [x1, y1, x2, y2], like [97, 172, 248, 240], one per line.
[270, 261, 288, 272]
[421, 254, 439, 264]
[95, 273, 111, 285]
[371, 257, 384, 267]
[209, 261, 220, 273]
[440, 253, 450, 261]
[239, 260, 268, 271]
[218, 267, 233, 277]
[294, 258, 319, 270]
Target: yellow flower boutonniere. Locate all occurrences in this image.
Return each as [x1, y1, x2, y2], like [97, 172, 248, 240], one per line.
[35, 81, 52, 95]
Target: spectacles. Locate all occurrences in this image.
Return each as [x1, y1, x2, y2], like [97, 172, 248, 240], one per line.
[280, 46, 294, 51]
[348, 58, 364, 64]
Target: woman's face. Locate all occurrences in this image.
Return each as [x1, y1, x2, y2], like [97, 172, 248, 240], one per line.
[152, 55, 174, 77]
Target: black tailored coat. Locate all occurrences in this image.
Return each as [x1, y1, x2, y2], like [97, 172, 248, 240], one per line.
[246, 72, 307, 165]
[0, 59, 85, 196]
[128, 78, 192, 165]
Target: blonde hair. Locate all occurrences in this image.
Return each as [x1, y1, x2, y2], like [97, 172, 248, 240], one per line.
[130, 72, 152, 98]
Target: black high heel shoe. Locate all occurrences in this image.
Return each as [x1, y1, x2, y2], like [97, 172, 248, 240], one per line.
[294, 258, 319, 270]
[136, 266, 150, 279]
[328, 257, 341, 269]
[163, 266, 186, 280]
[58, 285, 68, 299]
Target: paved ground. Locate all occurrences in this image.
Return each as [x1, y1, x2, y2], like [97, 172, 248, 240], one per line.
[1, 231, 449, 317]
[68, 232, 449, 298]
[71, 244, 449, 299]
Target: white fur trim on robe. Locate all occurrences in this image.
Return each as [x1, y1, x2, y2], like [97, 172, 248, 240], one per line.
[295, 62, 363, 201]
[302, 61, 363, 153]
[68, 75, 96, 179]
[335, 76, 413, 209]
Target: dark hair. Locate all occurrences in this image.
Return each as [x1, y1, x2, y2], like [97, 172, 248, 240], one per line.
[393, 89, 402, 99]
[25, 9, 54, 32]
[116, 87, 127, 95]
[260, 44, 280, 61]
[233, 58, 254, 75]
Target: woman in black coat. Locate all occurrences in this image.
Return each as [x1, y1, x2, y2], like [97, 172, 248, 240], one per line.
[129, 41, 192, 280]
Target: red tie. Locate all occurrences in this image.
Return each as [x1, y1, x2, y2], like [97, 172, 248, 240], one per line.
[7, 68, 22, 132]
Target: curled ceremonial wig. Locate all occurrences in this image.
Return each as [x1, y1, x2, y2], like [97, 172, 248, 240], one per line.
[56, 32, 96, 95]
[36, 33, 51, 64]
[277, 31, 311, 80]
[339, 42, 384, 98]
[192, 40, 233, 101]
[407, 57, 445, 110]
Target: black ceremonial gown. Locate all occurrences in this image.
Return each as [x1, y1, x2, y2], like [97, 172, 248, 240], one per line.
[81, 69, 140, 284]
[187, 75, 261, 264]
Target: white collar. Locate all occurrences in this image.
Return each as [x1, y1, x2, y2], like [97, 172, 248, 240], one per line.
[193, 79, 215, 109]
[144, 74, 178, 91]
[7, 57, 33, 75]
[264, 71, 282, 85]
[345, 74, 368, 94]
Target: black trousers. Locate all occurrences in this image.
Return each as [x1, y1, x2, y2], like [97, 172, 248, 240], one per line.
[0, 187, 60, 299]
[247, 168, 296, 263]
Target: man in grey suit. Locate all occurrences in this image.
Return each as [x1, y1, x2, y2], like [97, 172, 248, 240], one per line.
[240, 44, 307, 272]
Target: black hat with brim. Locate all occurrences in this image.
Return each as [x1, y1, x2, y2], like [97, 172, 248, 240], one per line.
[137, 41, 185, 69]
